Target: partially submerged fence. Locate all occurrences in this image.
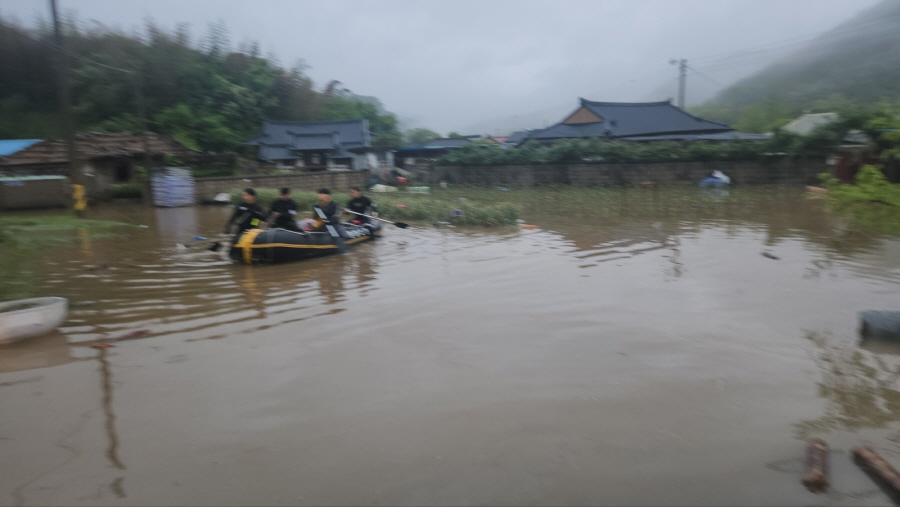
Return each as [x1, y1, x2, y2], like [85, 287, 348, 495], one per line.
[193, 170, 369, 202]
[431, 158, 827, 186]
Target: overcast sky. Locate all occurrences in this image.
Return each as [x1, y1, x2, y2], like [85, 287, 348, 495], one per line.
[0, 0, 882, 135]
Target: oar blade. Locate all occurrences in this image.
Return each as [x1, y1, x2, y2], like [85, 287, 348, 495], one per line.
[394, 222, 409, 229]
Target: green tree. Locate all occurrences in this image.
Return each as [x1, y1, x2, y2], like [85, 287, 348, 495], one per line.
[405, 128, 440, 146]
[322, 96, 402, 146]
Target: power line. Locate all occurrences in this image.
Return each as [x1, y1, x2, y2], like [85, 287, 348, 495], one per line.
[691, 11, 900, 68]
[686, 65, 722, 87]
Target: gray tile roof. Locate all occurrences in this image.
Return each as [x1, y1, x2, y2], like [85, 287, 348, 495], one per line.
[623, 132, 770, 142]
[249, 119, 371, 161]
[528, 99, 732, 141]
[506, 131, 530, 146]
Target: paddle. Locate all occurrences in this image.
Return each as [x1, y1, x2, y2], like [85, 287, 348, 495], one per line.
[210, 210, 269, 252]
[314, 206, 347, 254]
[344, 209, 408, 229]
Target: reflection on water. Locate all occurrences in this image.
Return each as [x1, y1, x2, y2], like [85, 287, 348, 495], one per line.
[0, 330, 76, 374]
[797, 331, 900, 438]
[4, 187, 900, 505]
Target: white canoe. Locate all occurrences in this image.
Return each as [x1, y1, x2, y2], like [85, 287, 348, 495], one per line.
[0, 297, 68, 344]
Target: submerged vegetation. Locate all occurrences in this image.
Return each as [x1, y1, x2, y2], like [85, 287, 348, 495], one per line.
[819, 165, 900, 234]
[229, 187, 521, 226]
[231, 185, 812, 227]
[0, 215, 133, 301]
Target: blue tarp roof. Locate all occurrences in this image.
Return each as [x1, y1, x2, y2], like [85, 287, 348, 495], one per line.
[0, 139, 41, 157]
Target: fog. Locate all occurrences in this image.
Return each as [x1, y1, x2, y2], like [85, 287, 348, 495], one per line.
[0, 0, 882, 135]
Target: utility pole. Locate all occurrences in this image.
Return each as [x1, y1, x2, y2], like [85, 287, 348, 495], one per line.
[670, 58, 687, 108]
[50, 0, 84, 213]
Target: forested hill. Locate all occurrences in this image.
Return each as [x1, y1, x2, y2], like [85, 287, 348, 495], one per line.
[696, 0, 900, 130]
[0, 18, 402, 151]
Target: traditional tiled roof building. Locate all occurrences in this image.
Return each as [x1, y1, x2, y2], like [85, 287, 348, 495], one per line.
[525, 99, 767, 143]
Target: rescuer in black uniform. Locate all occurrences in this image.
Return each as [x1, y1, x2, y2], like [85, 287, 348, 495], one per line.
[345, 186, 376, 224]
[312, 188, 343, 234]
[224, 188, 267, 242]
[268, 187, 300, 231]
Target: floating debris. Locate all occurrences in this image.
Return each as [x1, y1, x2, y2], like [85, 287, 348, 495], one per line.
[109, 329, 151, 342]
[762, 252, 780, 260]
[853, 446, 900, 502]
[802, 439, 829, 493]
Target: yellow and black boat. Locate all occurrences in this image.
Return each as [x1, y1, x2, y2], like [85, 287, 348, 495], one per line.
[229, 221, 381, 264]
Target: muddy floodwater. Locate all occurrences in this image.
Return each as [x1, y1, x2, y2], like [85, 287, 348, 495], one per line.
[4, 187, 900, 506]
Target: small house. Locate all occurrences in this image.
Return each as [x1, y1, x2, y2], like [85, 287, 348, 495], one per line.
[0, 132, 202, 197]
[247, 119, 375, 171]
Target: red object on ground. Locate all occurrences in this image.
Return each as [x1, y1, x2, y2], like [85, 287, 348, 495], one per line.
[395, 204, 407, 208]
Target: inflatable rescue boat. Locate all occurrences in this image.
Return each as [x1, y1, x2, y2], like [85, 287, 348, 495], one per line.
[229, 221, 381, 264]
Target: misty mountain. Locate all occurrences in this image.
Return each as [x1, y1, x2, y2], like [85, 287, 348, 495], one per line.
[706, 0, 900, 111]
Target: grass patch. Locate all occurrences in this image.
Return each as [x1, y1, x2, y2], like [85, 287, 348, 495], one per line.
[228, 187, 523, 226]
[0, 215, 134, 233]
[226, 184, 816, 227]
[0, 215, 134, 301]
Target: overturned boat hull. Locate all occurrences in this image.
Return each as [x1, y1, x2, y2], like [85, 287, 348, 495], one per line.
[229, 222, 380, 264]
[0, 297, 68, 344]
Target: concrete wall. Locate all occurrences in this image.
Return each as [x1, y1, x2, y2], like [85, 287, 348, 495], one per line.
[193, 170, 370, 202]
[431, 158, 827, 186]
[0, 178, 69, 210]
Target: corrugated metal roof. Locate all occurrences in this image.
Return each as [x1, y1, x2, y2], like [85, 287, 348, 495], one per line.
[780, 113, 839, 136]
[0, 139, 41, 156]
[0, 132, 199, 166]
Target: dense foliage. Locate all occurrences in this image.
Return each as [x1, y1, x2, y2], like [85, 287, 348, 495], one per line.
[0, 17, 402, 151]
[436, 136, 817, 166]
[819, 165, 900, 235]
[821, 165, 900, 207]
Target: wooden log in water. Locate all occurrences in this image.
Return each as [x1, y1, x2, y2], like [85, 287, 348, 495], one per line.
[802, 439, 829, 492]
[853, 446, 900, 503]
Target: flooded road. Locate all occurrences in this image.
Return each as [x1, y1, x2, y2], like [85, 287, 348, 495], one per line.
[3, 188, 900, 506]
